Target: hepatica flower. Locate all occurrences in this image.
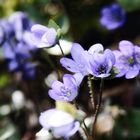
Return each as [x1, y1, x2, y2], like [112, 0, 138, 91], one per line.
[0, 12, 36, 51]
[60, 43, 90, 76]
[0, 19, 14, 41]
[100, 3, 126, 30]
[39, 109, 80, 138]
[8, 12, 33, 41]
[3, 42, 36, 80]
[0, 25, 5, 45]
[88, 44, 116, 78]
[113, 40, 140, 79]
[49, 74, 78, 102]
[31, 24, 57, 48]
[0, 12, 37, 80]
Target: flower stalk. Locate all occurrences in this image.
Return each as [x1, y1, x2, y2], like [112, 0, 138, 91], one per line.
[92, 78, 104, 138]
[57, 40, 65, 56]
[87, 75, 95, 111]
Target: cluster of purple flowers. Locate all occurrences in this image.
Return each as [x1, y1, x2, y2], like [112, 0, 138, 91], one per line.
[0, 12, 37, 80]
[0, 2, 135, 139]
[60, 43, 116, 80]
[31, 24, 81, 138]
[60, 40, 140, 81]
[31, 21, 140, 138]
[29, 3, 140, 137]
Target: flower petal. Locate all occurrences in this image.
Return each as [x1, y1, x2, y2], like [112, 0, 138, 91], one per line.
[39, 109, 74, 129]
[119, 40, 134, 56]
[65, 121, 80, 137]
[51, 80, 64, 93]
[113, 50, 122, 60]
[88, 43, 103, 54]
[3, 42, 15, 59]
[31, 24, 49, 47]
[63, 74, 78, 101]
[39, 109, 55, 129]
[71, 43, 85, 63]
[41, 28, 56, 46]
[60, 58, 79, 73]
[63, 74, 76, 88]
[95, 73, 110, 78]
[101, 7, 110, 15]
[73, 73, 84, 86]
[125, 69, 139, 79]
[48, 89, 62, 101]
[104, 49, 116, 65]
[8, 60, 18, 71]
[53, 123, 74, 138]
[115, 69, 126, 78]
[31, 24, 48, 33]
[93, 53, 106, 65]
[22, 63, 36, 80]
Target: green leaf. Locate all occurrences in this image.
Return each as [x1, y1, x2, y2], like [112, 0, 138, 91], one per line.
[0, 48, 4, 59]
[113, 108, 140, 139]
[56, 101, 77, 118]
[127, 109, 140, 137]
[0, 74, 10, 88]
[0, 118, 20, 140]
[48, 19, 60, 30]
[117, 0, 140, 12]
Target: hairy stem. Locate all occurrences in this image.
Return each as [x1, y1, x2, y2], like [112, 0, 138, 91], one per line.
[87, 75, 95, 111]
[92, 78, 104, 138]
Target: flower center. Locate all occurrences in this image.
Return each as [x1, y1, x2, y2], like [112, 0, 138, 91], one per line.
[128, 58, 134, 65]
[60, 86, 71, 97]
[78, 64, 85, 69]
[97, 65, 106, 74]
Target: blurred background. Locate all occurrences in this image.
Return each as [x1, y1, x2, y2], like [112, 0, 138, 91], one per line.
[0, 0, 140, 140]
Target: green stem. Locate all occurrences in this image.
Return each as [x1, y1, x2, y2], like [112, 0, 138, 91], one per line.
[82, 126, 89, 139]
[92, 78, 104, 138]
[83, 120, 89, 136]
[82, 125, 93, 140]
[57, 41, 65, 56]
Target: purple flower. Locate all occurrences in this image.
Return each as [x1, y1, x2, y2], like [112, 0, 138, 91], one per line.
[8, 12, 33, 41]
[0, 25, 5, 45]
[0, 12, 37, 51]
[3, 42, 36, 80]
[100, 3, 125, 30]
[113, 40, 140, 79]
[22, 31, 38, 51]
[39, 109, 80, 138]
[48, 74, 78, 102]
[88, 44, 116, 78]
[22, 62, 36, 80]
[31, 24, 57, 48]
[60, 43, 90, 76]
[0, 19, 14, 40]
[0, 12, 37, 80]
